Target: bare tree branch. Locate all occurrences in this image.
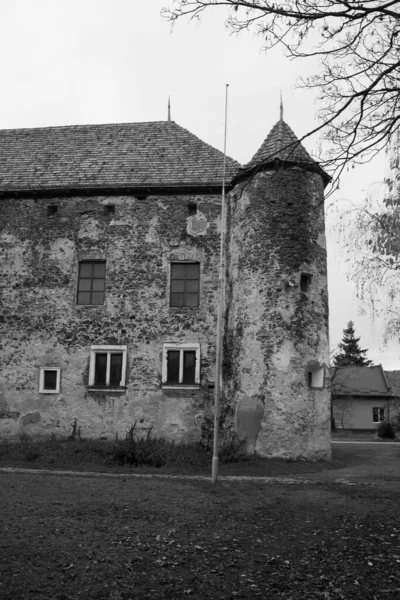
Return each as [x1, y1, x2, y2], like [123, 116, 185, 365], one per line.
[163, 0, 400, 190]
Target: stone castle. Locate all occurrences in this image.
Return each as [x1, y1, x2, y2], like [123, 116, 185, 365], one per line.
[0, 114, 331, 459]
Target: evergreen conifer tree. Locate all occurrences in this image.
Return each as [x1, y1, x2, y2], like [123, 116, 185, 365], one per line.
[333, 321, 373, 367]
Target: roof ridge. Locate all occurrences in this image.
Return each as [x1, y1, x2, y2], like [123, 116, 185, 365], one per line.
[277, 118, 284, 155]
[0, 120, 178, 134]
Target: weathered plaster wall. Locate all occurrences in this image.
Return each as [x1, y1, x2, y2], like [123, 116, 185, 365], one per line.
[225, 168, 331, 459]
[0, 194, 220, 440]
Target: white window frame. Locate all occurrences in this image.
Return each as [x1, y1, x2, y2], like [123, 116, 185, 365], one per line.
[39, 367, 61, 394]
[373, 407, 385, 423]
[88, 345, 127, 389]
[162, 343, 200, 388]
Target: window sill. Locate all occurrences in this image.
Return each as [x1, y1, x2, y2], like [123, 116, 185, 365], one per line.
[87, 386, 126, 393]
[76, 305, 106, 308]
[169, 306, 200, 310]
[162, 384, 200, 390]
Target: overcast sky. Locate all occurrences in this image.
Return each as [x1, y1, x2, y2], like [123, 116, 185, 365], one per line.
[1, 0, 398, 368]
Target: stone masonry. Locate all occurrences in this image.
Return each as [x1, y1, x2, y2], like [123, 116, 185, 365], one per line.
[0, 117, 331, 459]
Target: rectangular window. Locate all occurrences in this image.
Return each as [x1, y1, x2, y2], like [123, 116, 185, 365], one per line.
[88, 345, 127, 390]
[77, 261, 106, 305]
[170, 262, 200, 307]
[167, 350, 180, 383]
[373, 407, 385, 423]
[162, 343, 200, 387]
[183, 350, 196, 383]
[39, 367, 61, 394]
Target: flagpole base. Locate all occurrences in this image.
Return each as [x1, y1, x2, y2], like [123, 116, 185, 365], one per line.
[212, 456, 219, 484]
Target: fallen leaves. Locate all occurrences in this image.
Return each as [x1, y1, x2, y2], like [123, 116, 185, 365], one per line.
[1, 475, 400, 599]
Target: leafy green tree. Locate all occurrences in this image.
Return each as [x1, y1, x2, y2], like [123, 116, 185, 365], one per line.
[163, 0, 400, 190]
[333, 321, 373, 366]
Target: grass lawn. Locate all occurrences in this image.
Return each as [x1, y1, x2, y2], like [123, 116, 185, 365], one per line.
[1, 471, 400, 600]
[1, 436, 400, 481]
[332, 430, 399, 442]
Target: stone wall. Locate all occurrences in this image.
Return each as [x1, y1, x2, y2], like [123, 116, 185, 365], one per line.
[225, 167, 331, 459]
[0, 193, 221, 440]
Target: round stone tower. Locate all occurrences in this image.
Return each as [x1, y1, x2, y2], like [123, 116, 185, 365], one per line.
[224, 116, 331, 460]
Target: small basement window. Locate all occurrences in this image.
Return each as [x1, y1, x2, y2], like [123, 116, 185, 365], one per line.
[300, 273, 313, 293]
[373, 407, 385, 423]
[47, 205, 58, 217]
[188, 203, 197, 216]
[307, 366, 324, 389]
[88, 345, 127, 390]
[39, 367, 61, 394]
[162, 343, 200, 387]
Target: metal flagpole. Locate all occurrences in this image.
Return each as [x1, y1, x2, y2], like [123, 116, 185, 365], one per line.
[212, 83, 229, 484]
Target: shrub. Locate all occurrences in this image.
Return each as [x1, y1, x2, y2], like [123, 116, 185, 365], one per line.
[377, 421, 396, 439]
[24, 450, 40, 461]
[111, 436, 212, 468]
[219, 437, 248, 463]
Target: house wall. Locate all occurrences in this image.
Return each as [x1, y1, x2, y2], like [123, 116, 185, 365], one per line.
[332, 397, 400, 429]
[0, 193, 221, 441]
[225, 168, 331, 459]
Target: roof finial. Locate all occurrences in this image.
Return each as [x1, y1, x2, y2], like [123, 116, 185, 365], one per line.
[168, 96, 171, 122]
[280, 90, 283, 121]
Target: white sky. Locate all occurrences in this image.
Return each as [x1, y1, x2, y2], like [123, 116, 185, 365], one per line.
[1, 0, 398, 369]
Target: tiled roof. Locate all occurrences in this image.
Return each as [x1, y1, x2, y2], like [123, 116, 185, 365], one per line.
[384, 371, 400, 397]
[331, 365, 393, 397]
[237, 119, 330, 184]
[0, 121, 240, 192]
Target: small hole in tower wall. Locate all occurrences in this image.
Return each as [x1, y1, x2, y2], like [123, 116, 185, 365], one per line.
[47, 205, 58, 217]
[300, 273, 313, 292]
[188, 203, 197, 216]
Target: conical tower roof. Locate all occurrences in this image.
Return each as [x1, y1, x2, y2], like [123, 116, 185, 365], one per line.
[234, 119, 330, 186]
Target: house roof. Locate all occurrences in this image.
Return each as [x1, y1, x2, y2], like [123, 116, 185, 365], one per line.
[0, 120, 240, 193]
[236, 119, 330, 186]
[331, 365, 394, 397]
[384, 371, 400, 397]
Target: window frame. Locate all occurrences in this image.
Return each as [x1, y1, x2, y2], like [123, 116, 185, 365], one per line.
[169, 262, 200, 308]
[162, 343, 200, 388]
[39, 367, 61, 394]
[373, 407, 385, 423]
[77, 260, 106, 306]
[88, 345, 127, 391]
